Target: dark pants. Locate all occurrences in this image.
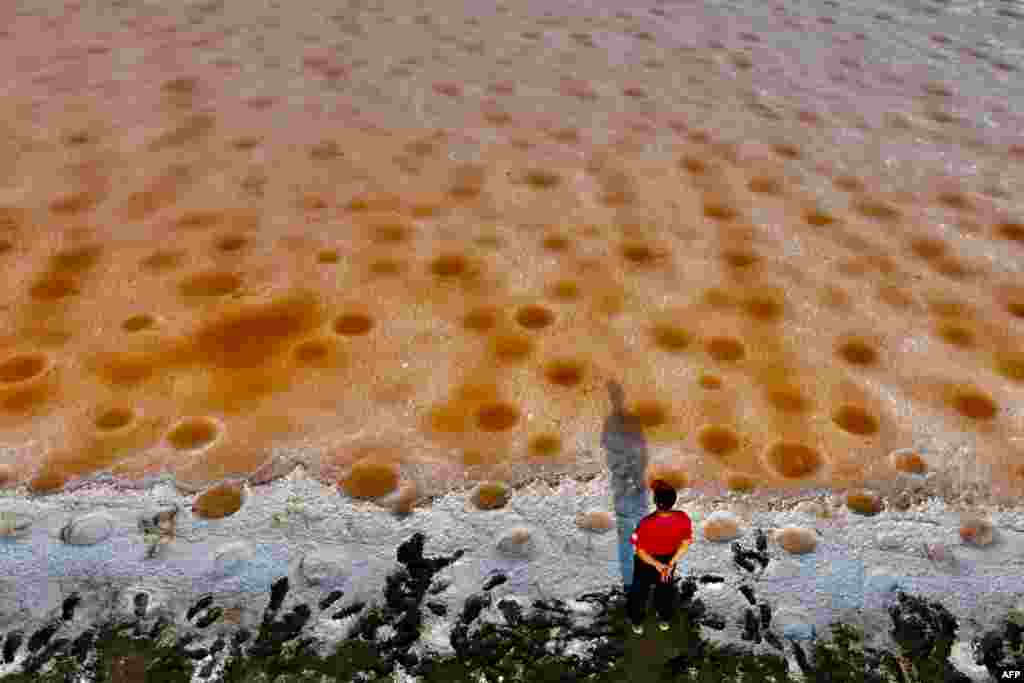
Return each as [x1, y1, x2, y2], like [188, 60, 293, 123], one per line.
[628, 552, 676, 625]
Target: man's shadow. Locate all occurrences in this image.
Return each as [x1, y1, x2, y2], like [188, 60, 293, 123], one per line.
[601, 380, 650, 591]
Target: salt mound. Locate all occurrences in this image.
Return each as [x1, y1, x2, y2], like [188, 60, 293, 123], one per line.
[300, 549, 350, 586]
[60, 512, 115, 546]
[28, 469, 68, 495]
[213, 540, 255, 574]
[890, 448, 928, 475]
[192, 481, 244, 519]
[846, 489, 883, 516]
[701, 510, 741, 542]
[724, 473, 757, 492]
[645, 464, 689, 491]
[877, 531, 910, 551]
[341, 458, 399, 500]
[794, 500, 826, 518]
[389, 480, 419, 516]
[497, 526, 536, 558]
[575, 510, 614, 533]
[775, 526, 818, 554]
[960, 515, 995, 547]
[472, 481, 510, 510]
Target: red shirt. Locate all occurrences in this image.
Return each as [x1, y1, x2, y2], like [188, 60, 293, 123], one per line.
[630, 511, 693, 555]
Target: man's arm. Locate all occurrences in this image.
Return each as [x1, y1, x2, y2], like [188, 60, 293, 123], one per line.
[667, 515, 694, 568]
[669, 540, 691, 566]
[636, 548, 665, 570]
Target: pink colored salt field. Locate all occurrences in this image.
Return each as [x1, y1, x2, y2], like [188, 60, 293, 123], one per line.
[0, 0, 1022, 513]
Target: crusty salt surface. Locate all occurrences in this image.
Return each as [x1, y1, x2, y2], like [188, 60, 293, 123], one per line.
[0, 0, 1022, 503]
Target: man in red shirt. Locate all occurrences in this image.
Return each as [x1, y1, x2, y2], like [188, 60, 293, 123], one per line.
[627, 480, 693, 635]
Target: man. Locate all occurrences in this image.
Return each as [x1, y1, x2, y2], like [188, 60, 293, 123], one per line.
[601, 380, 650, 592]
[627, 480, 693, 635]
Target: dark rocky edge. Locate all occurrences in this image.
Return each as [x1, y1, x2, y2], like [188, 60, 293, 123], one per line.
[1, 531, 1021, 683]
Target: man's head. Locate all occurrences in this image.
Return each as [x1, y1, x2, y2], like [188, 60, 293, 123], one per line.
[652, 480, 677, 511]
